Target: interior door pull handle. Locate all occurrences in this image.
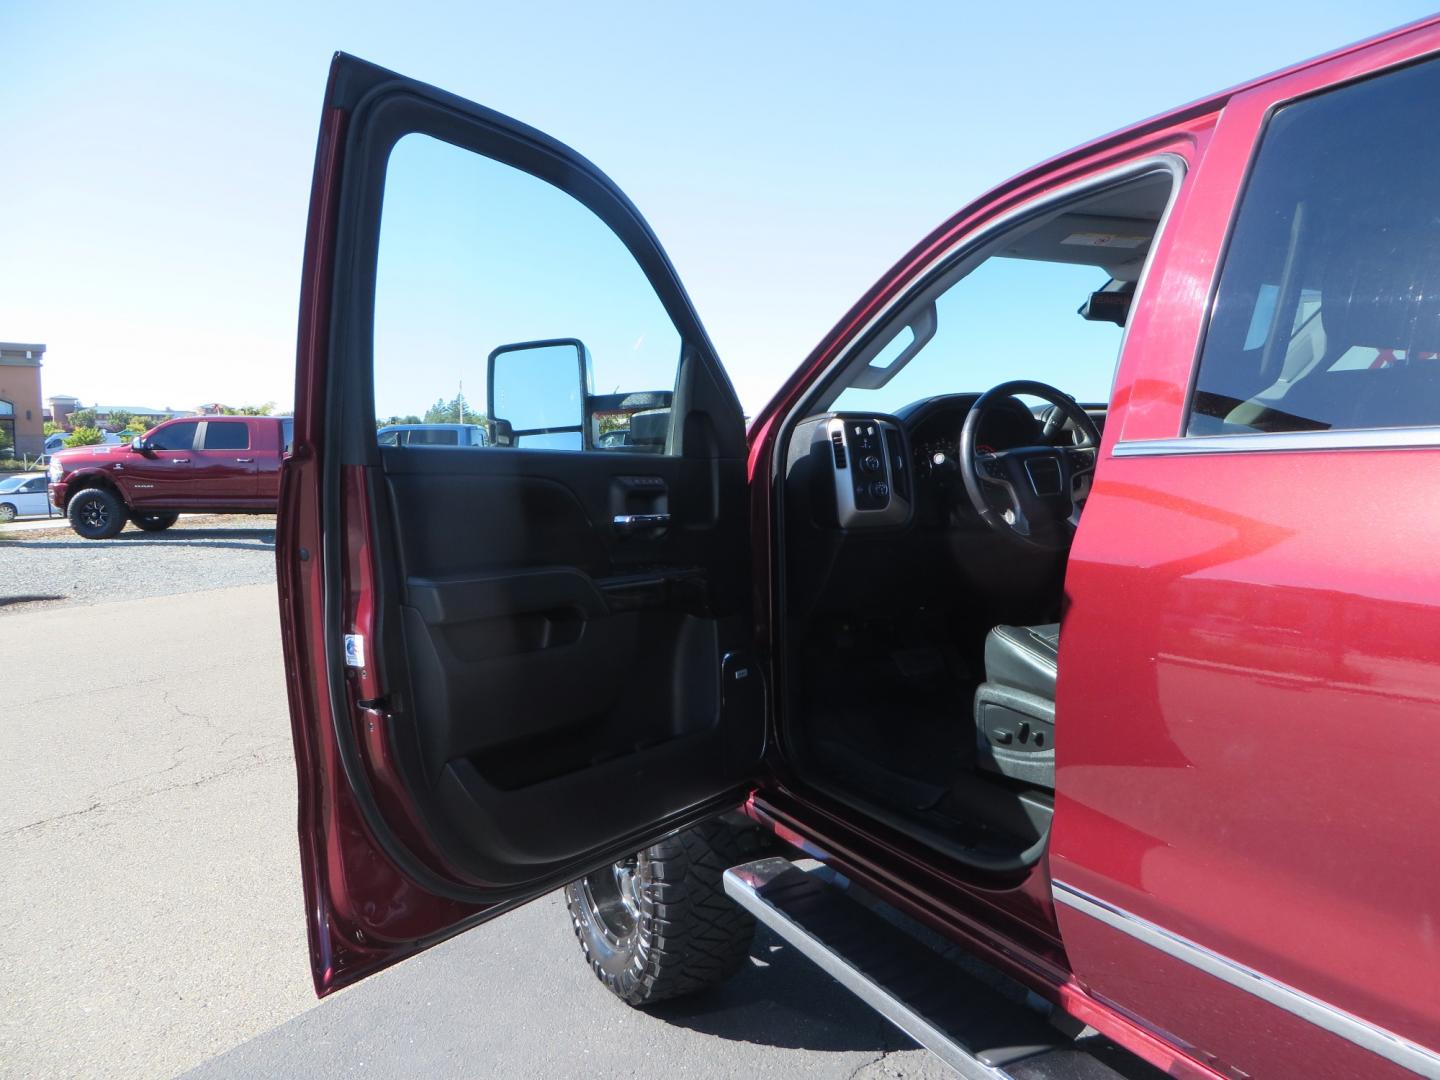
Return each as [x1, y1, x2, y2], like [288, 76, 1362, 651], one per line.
[236, 457, 254, 463]
[613, 513, 671, 532]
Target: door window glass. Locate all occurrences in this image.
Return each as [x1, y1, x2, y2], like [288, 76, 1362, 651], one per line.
[373, 133, 683, 453]
[149, 422, 198, 451]
[202, 422, 250, 450]
[1188, 58, 1440, 436]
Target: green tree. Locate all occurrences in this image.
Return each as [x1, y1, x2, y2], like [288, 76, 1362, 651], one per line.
[219, 402, 276, 416]
[69, 408, 98, 429]
[376, 414, 423, 429]
[424, 394, 473, 424]
[106, 409, 134, 433]
[64, 426, 105, 447]
[42, 421, 61, 436]
[125, 417, 149, 435]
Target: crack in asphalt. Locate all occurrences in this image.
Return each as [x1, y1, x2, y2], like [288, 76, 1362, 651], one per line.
[3, 747, 288, 839]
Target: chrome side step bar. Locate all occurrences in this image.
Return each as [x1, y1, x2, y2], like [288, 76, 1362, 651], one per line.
[723, 857, 1159, 1080]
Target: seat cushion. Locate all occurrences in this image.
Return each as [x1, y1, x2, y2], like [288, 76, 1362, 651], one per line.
[984, 623, 1059, 701]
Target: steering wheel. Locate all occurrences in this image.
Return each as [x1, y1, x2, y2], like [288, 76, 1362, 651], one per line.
[958, 380, 1101, 551]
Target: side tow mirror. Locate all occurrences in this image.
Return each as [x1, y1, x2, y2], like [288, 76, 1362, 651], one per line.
[487, 338, 590, 450]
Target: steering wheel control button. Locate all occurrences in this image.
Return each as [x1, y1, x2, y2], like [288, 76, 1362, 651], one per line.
[863, 454, 882, 472]
[871, 481, 889, 499]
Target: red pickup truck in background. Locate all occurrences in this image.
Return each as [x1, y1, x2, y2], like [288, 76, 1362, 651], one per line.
[47, 415, 292, 538]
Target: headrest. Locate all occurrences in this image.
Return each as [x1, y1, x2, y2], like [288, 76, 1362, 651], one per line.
[1321, 224, 1440, 353]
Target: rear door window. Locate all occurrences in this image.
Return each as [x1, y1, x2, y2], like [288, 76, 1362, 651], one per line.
[1188, 57, 1440, 437]
[202, 422, 250, 450]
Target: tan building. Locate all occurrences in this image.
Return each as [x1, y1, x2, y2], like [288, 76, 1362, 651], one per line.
[0, 342, 45, 457]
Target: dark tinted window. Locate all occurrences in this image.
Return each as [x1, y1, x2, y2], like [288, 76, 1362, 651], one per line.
[202, 422, 250, 450]
[22, 477, 47, 493]
[149, 422, 198, 451]
[1188, 59, 1440, 437]
[404, 427, 459, 445]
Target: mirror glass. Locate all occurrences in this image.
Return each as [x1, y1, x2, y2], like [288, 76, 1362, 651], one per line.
[490, 342, 585, 449]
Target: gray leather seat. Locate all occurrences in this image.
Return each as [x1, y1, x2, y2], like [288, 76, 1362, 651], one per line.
[984, 624, 1059, 701]
[974, 623, 1059, 788]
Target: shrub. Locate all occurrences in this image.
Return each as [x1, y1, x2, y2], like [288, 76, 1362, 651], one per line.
[64, 426, 105, 448]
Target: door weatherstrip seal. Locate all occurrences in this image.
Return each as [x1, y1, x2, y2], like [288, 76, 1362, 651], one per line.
[1053, 880, 1440, 1077]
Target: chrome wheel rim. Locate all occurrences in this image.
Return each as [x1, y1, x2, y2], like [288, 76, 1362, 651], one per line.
[579, 854, 644, 947]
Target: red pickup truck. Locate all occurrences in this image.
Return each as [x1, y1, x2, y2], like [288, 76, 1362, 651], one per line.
[276, 19, 1440, 1080]
[47, 415, 291, 538]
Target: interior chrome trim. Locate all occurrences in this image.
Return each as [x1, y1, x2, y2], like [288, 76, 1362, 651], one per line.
[1112, 426, 1440, 457]
[1053, 881, 1440, 1077]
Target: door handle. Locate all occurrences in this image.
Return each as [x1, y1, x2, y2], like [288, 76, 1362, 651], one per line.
[613, 513, 671, 533]
[236, 458, 254, 463]
[174, 458, 190, 463]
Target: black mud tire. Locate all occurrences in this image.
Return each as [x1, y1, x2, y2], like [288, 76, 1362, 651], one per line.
[565, 819, 770, 1007]
[133, 512, 179, 532]
[67, 487, 127, 539]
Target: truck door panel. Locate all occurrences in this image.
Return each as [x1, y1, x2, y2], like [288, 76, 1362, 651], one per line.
[1055, 32, 1440, 1080]
[192, 420, 260, 502]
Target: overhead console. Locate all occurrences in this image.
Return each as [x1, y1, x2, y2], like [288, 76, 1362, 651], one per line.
[787, 413, 912, 530]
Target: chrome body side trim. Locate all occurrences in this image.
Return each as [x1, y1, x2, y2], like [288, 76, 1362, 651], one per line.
[1053, 881, 1440, 1078]
[1112, 426, 1440, 457]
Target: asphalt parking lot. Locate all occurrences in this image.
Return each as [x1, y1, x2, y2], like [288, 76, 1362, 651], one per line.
[1, 518, 949, 1079]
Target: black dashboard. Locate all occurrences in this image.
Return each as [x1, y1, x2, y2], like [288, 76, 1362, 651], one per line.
[786, 394, 1107, 533]
[782, 393, 1105, 616]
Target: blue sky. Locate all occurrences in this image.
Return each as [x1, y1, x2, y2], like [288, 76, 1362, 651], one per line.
[1, 2, 1432, 416]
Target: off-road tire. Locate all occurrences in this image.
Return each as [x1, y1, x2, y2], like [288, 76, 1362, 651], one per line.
[565, 819, 770, 1007]
[67, 487, 126, 539]
[133, 512, 179, 532]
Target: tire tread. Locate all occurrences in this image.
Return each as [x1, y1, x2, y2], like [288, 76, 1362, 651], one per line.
[565, 820, 769, 1007]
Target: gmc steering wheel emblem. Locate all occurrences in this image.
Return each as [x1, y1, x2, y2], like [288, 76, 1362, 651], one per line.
[1024, 456, 1063, 496]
